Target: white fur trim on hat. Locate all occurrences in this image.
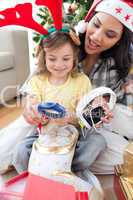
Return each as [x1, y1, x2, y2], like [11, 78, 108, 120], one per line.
[74, 20, 88, 34]
[95, 0, 133, 32]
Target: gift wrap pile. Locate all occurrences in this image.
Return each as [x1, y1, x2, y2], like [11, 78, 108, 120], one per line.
[115, 143, 133, 200]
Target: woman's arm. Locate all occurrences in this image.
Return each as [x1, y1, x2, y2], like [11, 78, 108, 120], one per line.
[117, 74, 133, 108]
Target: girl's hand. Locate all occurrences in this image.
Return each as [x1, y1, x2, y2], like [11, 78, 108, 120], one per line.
[23, 104, 41, 125]
[23, 95, 49, 125]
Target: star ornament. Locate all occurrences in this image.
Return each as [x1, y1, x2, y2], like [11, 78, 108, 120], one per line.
[115, 7, 122, 14]
[124, 14, 131, 21]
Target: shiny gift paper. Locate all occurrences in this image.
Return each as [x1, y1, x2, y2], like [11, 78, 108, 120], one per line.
[115, 165, 133, 200]
[123, 143, 133, 183]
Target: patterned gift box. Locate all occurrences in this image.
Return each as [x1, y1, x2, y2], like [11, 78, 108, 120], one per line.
[114, 165, 133, 200]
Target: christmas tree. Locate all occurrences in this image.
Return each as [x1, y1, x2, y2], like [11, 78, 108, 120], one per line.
[33, 0, 93, 44]
[63, 0, 93, 25]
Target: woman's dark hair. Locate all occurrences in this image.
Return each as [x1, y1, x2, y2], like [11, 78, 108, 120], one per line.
[79, 27, 132, 80]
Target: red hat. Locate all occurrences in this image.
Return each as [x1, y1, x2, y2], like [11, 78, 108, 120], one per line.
[85, 0, 133, 32]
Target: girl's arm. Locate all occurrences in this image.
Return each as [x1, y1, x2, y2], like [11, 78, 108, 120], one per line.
[23, 94, 41, 125]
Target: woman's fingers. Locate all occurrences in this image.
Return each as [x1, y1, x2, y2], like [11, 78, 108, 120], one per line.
[101, 111, 113, 123]
[123, 80, 133, 93]
[95, 121, 102, 128]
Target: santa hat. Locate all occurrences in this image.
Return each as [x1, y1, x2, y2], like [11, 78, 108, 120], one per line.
[85, 0, 133, 32]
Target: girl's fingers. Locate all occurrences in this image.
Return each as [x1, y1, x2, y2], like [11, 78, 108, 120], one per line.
[23, 113, 39, 125]
[23, 106, 41, 125]
[31, 105, 39, 117]
[41, 115, 49, 125]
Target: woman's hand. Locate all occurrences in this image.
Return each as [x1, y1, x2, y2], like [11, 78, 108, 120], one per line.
[123, 79, 133, 94]
[91, 96, 113, 128]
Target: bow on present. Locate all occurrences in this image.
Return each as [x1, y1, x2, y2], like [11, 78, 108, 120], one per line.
[76, 192, 89, 200]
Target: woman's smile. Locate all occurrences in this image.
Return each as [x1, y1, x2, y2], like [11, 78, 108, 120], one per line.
[87, 37, 101, 51]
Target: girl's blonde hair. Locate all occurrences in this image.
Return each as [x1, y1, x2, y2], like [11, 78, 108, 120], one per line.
[34, 28, 80, 77]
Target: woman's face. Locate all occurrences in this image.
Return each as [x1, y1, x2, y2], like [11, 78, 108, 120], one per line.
[85, 12, 123, 55]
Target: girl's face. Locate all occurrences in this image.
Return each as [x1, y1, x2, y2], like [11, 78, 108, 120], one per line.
[85, 12, 123, 55]
[44, 42, 74, 81]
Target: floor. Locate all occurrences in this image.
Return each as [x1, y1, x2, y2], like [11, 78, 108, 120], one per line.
[0, 98, 23, 129]
[0, 99, 119, 200]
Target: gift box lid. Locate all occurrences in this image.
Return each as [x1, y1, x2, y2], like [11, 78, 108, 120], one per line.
[23, 173, 76, 200]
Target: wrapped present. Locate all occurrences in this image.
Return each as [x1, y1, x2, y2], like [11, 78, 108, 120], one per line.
[23, 173, 76, 200]
[0, 171, 102, 200]
[123, 142, 133, 182]
[28, 124, 103, 199]
[120, 177, 133, 200]
[0, 124, 103, 200]
[114, 165, 133, 200]
[24, 173, 102, 200]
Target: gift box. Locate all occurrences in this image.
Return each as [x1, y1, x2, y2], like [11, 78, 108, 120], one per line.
[114, 165, 133, 200]
[0, 171, 28, 200]
[123, 142, 133, 179]
[0, 172, 98, 200]
[23, 173, 103, 200]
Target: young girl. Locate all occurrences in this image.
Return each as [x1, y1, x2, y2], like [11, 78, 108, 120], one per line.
[12, 25, 107, 175]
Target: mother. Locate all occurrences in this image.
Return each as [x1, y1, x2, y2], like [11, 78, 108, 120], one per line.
[72, 0, 133, 176]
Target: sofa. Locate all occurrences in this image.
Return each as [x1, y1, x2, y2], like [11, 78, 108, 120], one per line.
[0, 28, 30, 104]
